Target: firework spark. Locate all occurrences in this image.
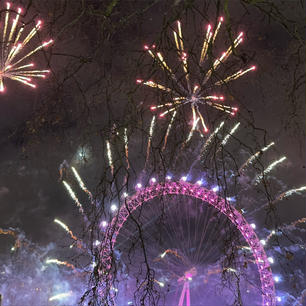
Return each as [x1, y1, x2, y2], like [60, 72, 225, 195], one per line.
[274, 186, 306, 202]
[254, 156, 287, 184]
[71, 167, 93, 200]
[137, 18, 255, 141]
[239, 142, 275, 173]
[46, 258, 76, 270]
[54, 218, 78, 241]
[201, 121, 225, 155]
[106, 140, 114, 176]
[217, 122, 240, 152]
[145, 115, 156, 165]
[49, 291, 73, 302]
[63, 181, 88, 223]
[0, 3, 53, 92]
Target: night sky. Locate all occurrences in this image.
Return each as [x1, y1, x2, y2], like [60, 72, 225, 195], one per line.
[0, 1, 305, 305]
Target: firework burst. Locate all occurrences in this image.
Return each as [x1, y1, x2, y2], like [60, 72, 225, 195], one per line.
[0, 2, 53, 92]
[137, 18, 255, 140]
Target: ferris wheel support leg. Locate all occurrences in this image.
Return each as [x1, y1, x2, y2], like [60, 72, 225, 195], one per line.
[178, 282, 187, 306]
[186, 281, 190, 306]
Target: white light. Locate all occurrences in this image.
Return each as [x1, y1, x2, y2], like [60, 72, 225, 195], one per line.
[276, 296, 282, 302]
[181, 176, 187, 181]
[136, 183, 142, 188]
[188, 277, 192, 281]
[151, 177, 156, 183]
[159, 282, 164, 287]
[196, 180, 202, 185]
[268, 257, 274, 264]
[212, 186, 219, 192]
[91, 261, 97, 268]
[101, 220, 108, 228]
[94, 240, 101, 246]
[166, 175, 172, 180]
[11, 246, 15, 251]
[260, 239, 266, 246]
[251, 223, 256, 229]
[123, 192, 128, 198]
[271, 230, 276, 235]
[274, 276, 280, 283]
[111, 204, 118, 212]
[160, 252, 166, 258]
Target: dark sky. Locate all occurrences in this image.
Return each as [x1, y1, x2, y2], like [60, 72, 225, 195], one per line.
[0, 0, 305, 268]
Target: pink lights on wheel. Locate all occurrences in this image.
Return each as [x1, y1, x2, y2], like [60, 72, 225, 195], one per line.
[100, 179, 276, 306]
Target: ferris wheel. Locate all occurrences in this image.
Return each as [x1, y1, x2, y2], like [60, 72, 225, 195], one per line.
[100, 179, 276, 306]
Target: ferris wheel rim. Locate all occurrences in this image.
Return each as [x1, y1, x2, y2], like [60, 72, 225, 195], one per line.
[102, 180, 276, 306]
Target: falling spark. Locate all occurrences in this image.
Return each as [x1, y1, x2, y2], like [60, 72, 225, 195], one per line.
[46, 258, 75, 270]
[49, 291, 73, 301]
[218, 122, 240, 152]
[162, 110, 177, 151]
[255, 156, 287, 184]
[239, 142, 275, 173]
[274, 186, 306, 202]
[63, 181, 87, 221]
[106, 140, 114, 176]
[201, 121, 224, 155]
[145, 115, 156, 165]
[71, 167, 93, 200]
[0, 3, 53, 92]
[54, 219, 78, 241]
[138, 18, 254, 138]
[124, 128, 130, 169]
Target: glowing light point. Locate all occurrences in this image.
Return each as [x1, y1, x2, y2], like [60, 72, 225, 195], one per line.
[212, 186, 219, 192]
[136, 183, 142, 189]
[101, 221, 108, 228]
[273, 276, 280, 283]
[196, 180, 202, 185]
[268, 257, 274, 264]
[260, 239, 266, 246]
[181, 176, 187, 182]
[276, 296, 282, 302]
[110, 204, 118, 212]
[94, 240, 101, 246]
[166, 175, 172, 180]
[251, 223, 256, 229]
[150, 177, 157, 183]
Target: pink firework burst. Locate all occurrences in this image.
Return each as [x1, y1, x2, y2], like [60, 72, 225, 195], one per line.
[0, 2, 53, 92]
[137, 18, 255, 139]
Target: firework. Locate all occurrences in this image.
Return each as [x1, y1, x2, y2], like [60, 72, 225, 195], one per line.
[217, 122, 240, 152]
[54, 219, 78, 242]
[0, 3, 53, 92]
[239, 142, 275, 173]
[71, 167, 93, 200]
[274, 186, 306, 202]
[145, 115, 156, 165]
[124, 128, 130, 169]
[137, 17, 255, 141]
[46, 258, 75, 270]
[106, 140, 114, 176]
[254, 156, 287, 184]
[49, 291, 73, 301]
[63, 181, 88, 223]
